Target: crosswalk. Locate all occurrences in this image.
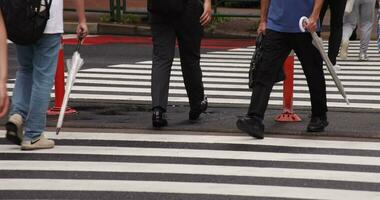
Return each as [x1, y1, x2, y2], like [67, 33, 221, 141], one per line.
[6, 40, 380, 110]
[1, 130, 380, 199]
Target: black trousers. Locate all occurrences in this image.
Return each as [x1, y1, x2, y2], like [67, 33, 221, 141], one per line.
[149, 0, 205, 111]
[320, 0, 347, 65]
[248, 30, 328, 118]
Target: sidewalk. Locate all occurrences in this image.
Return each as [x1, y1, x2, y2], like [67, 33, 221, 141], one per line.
[63, 1, 260, 38]
[64, 0, 379, 39]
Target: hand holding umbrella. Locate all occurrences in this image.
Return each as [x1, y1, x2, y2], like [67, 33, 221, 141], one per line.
[299, 16, 350, 105]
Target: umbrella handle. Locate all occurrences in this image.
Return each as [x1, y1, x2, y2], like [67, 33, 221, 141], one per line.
[299, 16, 309, 32]
[76, 35, 85, 52]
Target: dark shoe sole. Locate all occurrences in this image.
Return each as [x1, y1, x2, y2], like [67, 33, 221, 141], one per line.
[236, 119, 264, 139]
[307, 122, 329, 133]
[152, 120, 168, 128]
[307, 126, 326, 132]
[5, 122, 22, 145]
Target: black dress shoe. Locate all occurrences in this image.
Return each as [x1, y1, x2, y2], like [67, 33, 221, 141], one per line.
[189, 97, 208, 121]
[236, 116, 264, 139]
[307, 116, 329, 132]
[152, 108, 168, 128]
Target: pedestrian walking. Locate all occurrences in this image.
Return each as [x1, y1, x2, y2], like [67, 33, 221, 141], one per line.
[319, 0, 347, 70]
[4, 0, 88, 150]
[148, 0, 212, 127]
[236, 0, 329, 139]
[340, 0, 376, 61]
[0, 9, 8, 118]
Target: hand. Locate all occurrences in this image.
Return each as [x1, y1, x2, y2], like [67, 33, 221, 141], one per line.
[200, 2, 212, 26]
[76, 22, 88, 39]
[0, 82, 9, 118]
[305, 16, 318, 32]
[257, 21, 267, 35]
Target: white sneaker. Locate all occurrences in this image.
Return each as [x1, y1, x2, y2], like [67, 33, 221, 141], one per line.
[21, 134, 55, 150]
[359, 53, 368, 61]
[340, 40, 349, 60]
[333, 64, 341, 71]
[5, 113, 24, 145]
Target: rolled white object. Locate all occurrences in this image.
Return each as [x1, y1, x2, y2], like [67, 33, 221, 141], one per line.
[345, 0, 355, 14]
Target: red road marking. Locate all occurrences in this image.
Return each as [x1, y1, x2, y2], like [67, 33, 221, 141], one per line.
[63, 35, 255, 49]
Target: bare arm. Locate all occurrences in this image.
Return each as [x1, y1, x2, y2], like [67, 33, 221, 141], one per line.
[200, 0, 212, 26]
[305, 0, 324, 32]
[74, 0, 88, 38]
[257, 0, 271, 34]
[0, 10, 9, 117]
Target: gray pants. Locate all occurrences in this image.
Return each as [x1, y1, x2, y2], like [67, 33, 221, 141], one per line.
[342, 0, 376, 54]
[150, 0, 205, 111]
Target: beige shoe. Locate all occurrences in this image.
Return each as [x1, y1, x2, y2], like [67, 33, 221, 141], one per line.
[5, 114, 24, 145]
[340, 40, 349, 60]
[21, 134, 55, 150]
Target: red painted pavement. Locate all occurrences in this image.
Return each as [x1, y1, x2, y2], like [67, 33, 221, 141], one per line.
[63, 35, 255, 49]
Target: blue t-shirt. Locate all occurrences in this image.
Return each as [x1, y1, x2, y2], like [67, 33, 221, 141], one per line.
[267, 0, 320, 33]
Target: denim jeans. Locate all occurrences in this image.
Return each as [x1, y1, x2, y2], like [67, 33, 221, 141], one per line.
[11, 34, 61, 139]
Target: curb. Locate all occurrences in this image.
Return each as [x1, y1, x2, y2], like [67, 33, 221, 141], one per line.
[64, 22, 257, 39]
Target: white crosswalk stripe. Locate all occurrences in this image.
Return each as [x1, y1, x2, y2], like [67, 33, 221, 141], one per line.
[1, 130, 380, 199]
[6, 41, 380, 110]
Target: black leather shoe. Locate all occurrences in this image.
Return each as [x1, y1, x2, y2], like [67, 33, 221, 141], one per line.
[236, 116, 264, 139]
[189, 97, 208, 121]
[307, 116, 329, 132]
[152, 108, 168, 128]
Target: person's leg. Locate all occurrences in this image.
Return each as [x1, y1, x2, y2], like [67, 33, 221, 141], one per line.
[247, 31, 290, 119]
[292, 33, 328, 132]
[150, 16, 176, 111]
[358, 0, 376, 60]
[343, 1, 360, 40]
[237, 30, 290, 139]
[319, 0, 330, 30]
[10, 46, 34, 119]
[328, 0, 347, 65]
[341, 1, 360, 59]
[5, 45, 34, 145]
[23, 34, 61, 140]
[175, 0, 207, 120]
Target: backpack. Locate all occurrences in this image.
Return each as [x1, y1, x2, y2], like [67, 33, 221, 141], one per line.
[0, 0, 52, 45]
[147, 0, 188, 15]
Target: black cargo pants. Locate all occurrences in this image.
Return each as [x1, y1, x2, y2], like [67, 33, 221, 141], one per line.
[248, 29, 328, 118]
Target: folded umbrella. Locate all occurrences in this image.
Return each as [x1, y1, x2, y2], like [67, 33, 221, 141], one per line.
[299, 16, 350, 105]
[56, 38, 84, 135]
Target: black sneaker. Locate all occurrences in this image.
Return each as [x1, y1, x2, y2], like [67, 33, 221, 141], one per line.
[236, 116, 264, 139]
[152, 107, 168, 128]
[307, 116, 329, 132]
[189, 97, 208, 121]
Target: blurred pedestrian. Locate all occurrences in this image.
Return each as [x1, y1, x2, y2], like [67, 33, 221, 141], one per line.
[236, 0, 328, 139]
[148, 0, 212, 127]
[4, 0, 88, 150]
[378, 0, 380, 50]
[319, 0, 347, 69]
[0, 9, 8, 118]
[340, 0, 376, 61]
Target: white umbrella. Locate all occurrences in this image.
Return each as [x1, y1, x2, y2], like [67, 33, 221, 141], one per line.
[299, 16, 350, 105]
[56, 39, 84, 135]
